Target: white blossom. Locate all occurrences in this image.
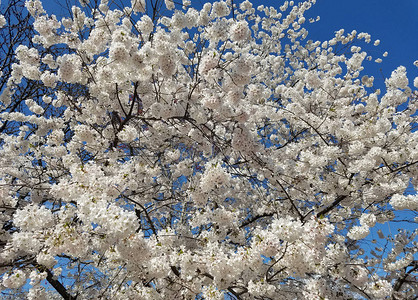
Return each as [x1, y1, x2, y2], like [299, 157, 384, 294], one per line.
[230, 20, 250, 41]
[117, 125, 138, 142]
[390, 194, 418, 210]
[386, 66, 408, 89]
[0, 15, 6, 28]
[131, 0, 145, 13]
[2, 270, 27, 289]
[0, 1, 416, 299]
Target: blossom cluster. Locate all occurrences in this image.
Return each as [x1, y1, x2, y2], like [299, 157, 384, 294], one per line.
[0, 0, 416, 299]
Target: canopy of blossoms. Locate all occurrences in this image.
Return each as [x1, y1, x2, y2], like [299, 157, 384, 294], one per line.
[0, 0, 417, 299]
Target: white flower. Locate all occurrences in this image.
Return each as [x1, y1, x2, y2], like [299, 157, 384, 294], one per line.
[0, 0, 417, 297]
[58, 56, 76, 82]
[0, 15, 6, 28]
[131, 0, 145, 13]
[200, 162, 229, 192]
[2, 270, 27, 289]
[0, 87, 11, 106]
[136, 15, 153, 36]
[37, 252, 57, 268]
[211, 1, 229, 18]
[42, 54, 58, 69]
[40, 71, 58, 88]
[305, 71, 321, 88]
[165, 0, 175, 10]
[117, 125, 138, 142]
[271, 216, 303, 242]
[202, 95, 221, 110]
[201, 51, 219, 73]
[201, 285, 224, 300]
[359, 213, 376, 227]
[159, 55, 176, 76]
[14, 204, 54, 231]
[347, 52, 366, 71]
[25, 0, 45, 16]
[248, 280, 275, 297]
[109, 42, 129, 63]
[366, 280, 392, 299]
[29, 270, 47, 286]
[386, 66, 408, 89]
[183, 0, 191, 8]
[230, 20, 250, 41]
[390, 194, 418, 210]
[347, 225, 370, 240]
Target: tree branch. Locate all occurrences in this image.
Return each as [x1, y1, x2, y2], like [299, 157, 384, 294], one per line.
[37, 265, 77, 300]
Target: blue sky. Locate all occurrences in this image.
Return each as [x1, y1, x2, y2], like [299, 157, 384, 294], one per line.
[305, 0, 418, 81]
[236, 0, 417, 85]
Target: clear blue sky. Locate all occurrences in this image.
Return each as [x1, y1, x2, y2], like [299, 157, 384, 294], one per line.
[305, 0, 418, 81]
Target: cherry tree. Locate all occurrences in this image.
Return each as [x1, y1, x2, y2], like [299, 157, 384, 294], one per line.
[0, 0, 417, 299]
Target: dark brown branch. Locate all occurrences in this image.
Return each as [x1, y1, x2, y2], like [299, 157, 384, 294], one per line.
[37, 265, 77, 300]
[393, 260, 417, 293]
[266, 242, 288, 283]
[387, 160, 417, 175]
[171, 265, 181, 277]
[316, 195, 348, 218]
[239, 212, 274, 228]
[123, 194, 159, 240]
[276, 179, 304, 220]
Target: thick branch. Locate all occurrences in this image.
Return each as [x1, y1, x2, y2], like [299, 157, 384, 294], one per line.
[393, 260, 417, 293]
[316, 195, 348, 218]
[239, 212, 274, 228]
[37, 265, 77, 300]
